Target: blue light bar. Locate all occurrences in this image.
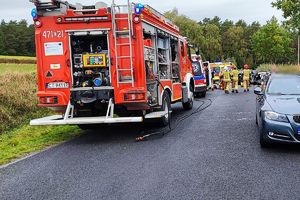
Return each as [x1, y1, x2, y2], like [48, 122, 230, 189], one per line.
[31, 8, 37, 20]
[135, 3, 144, 15]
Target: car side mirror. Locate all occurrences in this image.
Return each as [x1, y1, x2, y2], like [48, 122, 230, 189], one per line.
[254, 87, 263, 95]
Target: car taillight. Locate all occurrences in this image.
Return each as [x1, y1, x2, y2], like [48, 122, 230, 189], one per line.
[124, 93, 145, 101]
[40, 96, 58, 104]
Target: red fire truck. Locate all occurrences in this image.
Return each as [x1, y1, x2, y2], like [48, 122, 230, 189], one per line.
[30, 0, 195, 128]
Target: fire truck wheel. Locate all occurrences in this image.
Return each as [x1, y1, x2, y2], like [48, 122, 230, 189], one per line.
[183, 85, 194, 110]
[159, 92, 171, 126]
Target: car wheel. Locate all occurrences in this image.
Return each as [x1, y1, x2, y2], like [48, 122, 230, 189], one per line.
[159, 92, 171, 126]
[260, 129, 271, 148]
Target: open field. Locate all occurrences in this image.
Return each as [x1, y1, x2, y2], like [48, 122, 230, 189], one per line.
[0, 55, 36, 64]
[0, 63, 80, 165]
[0, 63, 36, 74]
[257, 64, 300, 74]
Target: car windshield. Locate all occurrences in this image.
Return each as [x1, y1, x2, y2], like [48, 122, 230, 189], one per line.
[192, 61, 202, 76]
[267, 76, 300, 95]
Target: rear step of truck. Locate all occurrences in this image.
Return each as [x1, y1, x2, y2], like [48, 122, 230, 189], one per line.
[30, 99, 170, 126]
[30, 112, 170, 126]
[30, 115, 143, 125]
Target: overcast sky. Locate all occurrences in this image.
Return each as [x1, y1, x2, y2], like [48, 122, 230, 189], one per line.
[2, 0, 284, 24]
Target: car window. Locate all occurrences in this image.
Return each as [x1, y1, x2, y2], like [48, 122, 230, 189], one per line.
[267, 77, 300, 95]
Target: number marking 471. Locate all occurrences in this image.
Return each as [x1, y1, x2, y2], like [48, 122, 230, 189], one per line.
[42, 31, 64, 39]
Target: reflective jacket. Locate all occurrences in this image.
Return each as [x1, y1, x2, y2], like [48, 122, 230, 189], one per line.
[223, 71, 231, 82]
[243, 69, 251, 81]
[231, 70, 239, 81]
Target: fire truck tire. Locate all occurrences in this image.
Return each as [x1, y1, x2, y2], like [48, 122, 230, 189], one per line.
[159, 92, 171, 126]
[183, 84, 194, 110]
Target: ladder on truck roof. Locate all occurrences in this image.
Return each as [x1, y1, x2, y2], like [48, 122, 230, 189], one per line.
[30, 0, 76, 10]
[112, 0, 134, 87]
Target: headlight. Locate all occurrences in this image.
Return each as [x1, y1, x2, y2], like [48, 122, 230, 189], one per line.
[265, 111, 289, 123]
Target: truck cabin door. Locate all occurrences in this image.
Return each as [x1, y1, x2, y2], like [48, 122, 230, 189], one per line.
[171, 37, 182, 101]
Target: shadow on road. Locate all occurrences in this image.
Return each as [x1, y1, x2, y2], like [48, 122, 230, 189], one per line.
[70, 96, 211, 144]
[73, 102, 191, 145]
[261, 143, 300, 154]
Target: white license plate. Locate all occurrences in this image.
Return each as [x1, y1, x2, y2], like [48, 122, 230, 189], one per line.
[46, 82, 69, 89]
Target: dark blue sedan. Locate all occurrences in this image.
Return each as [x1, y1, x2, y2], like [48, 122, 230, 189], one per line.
[255, 74, 300, 147]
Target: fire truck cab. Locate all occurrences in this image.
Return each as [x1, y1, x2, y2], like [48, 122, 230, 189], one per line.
[30, 0, 195, 127]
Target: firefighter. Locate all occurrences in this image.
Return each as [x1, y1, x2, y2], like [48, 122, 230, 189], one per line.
[243, 64, 251, 92]
[211, 69, 215, 91]
[222, 67, 231, 94]
[231, 65, 239, 93]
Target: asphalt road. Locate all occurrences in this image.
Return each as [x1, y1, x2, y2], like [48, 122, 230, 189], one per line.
[1, 88, 300, 200]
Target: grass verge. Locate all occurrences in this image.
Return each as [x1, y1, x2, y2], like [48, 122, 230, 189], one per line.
[0, 125, 81, 165]
[257, 64, 300, 74]
[0, 63, 81, 166]
[0, 72, 47, 133]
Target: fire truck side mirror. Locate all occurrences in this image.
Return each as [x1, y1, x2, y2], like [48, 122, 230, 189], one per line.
[187, 44, 192, 61]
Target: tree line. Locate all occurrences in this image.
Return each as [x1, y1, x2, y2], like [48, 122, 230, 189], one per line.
[165, 8, 298, 68]
[0, 20, 35, 56]
[0, 0, 298, 67]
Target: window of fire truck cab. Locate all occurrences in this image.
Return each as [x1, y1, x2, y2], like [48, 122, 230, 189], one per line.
[171, 38, 180, 83]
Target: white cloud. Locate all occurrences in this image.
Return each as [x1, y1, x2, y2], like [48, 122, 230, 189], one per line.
[0, 0, 283, 24]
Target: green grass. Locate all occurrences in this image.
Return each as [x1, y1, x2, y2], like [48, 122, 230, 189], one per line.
[0, 71, 46, 133]
[0, 55, 36, 64]
[0, 63, 36, 74]
[0, 55, 36, 61]
[257, 64, 300, 74]
[0, 125, 81, 165]
[0, 63, 81, 166]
